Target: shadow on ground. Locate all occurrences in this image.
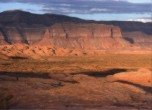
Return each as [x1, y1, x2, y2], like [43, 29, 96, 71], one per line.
[0, 68, 128, 81]
[10, 56, 28, 60]
[0, 71, 78, 84]
[0, 71, 50, 80]
[72, 68, 128, 77]
[115, 80, 152, 94]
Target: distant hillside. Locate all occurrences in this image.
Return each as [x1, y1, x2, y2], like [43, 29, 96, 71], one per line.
[0, 10, 151, 48]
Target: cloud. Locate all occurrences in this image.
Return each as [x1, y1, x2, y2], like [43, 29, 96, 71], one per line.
[0, 0, 151, 15]
[128, 17, 152, 23]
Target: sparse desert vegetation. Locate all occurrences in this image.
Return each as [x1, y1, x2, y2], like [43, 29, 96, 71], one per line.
[0, 53, 151, 109]
[0, 5, 152, 110]
[0, 53, 151, 73]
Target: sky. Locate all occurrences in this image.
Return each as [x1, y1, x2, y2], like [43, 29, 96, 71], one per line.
[0, 0, 151, 22]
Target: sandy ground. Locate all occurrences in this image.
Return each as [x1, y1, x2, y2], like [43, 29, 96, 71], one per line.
[0, 44, 152, 59]
[0, 55, 152, 109]
[0, 68, 151, 109]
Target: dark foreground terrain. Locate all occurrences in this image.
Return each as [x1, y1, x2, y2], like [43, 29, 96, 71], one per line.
[0, 53, 152, 110]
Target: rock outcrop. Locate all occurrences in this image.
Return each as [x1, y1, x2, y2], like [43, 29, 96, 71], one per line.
[38, 23, 127, 49]
[0, 31, 6, 44]
[108, 68, 152, 87]
[0, 10, 151, 53]
[123, 31, 152, 48]
[0, 10, 134, 58]
[0, 23, 128, 50]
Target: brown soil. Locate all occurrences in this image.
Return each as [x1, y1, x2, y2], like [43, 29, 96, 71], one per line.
[0, 55, 151, 109]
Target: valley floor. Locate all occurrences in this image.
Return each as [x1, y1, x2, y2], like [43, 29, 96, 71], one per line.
[0, 53, 152, 109]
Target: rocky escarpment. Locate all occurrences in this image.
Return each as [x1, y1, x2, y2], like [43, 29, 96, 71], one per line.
[99, 21, 152, 48]
[0, 26, 46, 44]
[0, 10, 151, 50]
[0, 23, 127, 49]
[38, 23, 128, 49]
[123, 32, 152, 49]
[0, 30, 7, 44]
[0, 23, 129, 49]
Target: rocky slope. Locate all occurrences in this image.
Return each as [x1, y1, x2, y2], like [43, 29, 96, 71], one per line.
[123, 32, 152, 48]
[0, 10, 151, 53]
[39, 23, 128, 49]
[99, 21, 152, 48]
[0, 23, 128, 49]
[0, 10, 130, 49]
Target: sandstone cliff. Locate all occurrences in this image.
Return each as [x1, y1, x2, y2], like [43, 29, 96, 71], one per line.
[0, 10, 151, 51]
[0, 23, 128, 49]
[123, 32, 152, 49]
[38, 23, 128, 49]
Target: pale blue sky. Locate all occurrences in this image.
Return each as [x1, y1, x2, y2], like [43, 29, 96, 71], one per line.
[70, 13, 151, 21]
[0, 2, 44, 14]
[0, 0, 151, 21]
[127, 0, 151, 3]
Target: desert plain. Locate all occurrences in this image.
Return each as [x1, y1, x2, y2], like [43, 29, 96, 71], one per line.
[0, 51, 152, 110]
[0, 10, 152, 110]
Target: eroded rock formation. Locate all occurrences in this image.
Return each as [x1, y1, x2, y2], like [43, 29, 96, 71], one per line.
[0, 22, 129, 49]
[0, 10, 151, 58]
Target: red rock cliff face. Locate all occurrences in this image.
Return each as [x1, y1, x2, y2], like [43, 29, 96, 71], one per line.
[38, 23, 128, 49]
[0, 31, 6, 44]
[0, 11, 151, 49]
[0, 23, 128, 49]
[123, 32, 152, 48]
